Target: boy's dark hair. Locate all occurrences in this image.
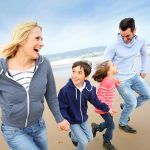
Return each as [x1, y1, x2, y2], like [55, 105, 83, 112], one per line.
[119, 18, 135, 32]
[72, 60, 92, 77]
[92, 60, 110, 82]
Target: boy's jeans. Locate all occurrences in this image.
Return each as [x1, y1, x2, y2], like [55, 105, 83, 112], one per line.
[117, 74, 150, 126]
[70, 120, 93, 150]
[1, 118, 48, 150]
[100, 113, 115, 143]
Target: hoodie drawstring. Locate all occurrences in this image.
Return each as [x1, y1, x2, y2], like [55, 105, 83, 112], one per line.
[75, 88, 77, 100]
[0, 69, 3, 75]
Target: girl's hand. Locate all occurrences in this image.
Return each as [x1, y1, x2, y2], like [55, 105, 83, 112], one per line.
[108, 108, 117, 116]
[111, 108, 117, 113]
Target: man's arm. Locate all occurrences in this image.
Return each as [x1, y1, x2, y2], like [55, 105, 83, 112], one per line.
[104, 43, 116, 61]
[140, 40, 147, 78]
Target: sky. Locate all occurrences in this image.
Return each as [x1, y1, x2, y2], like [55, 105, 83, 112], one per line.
[0, 0, 150, 54]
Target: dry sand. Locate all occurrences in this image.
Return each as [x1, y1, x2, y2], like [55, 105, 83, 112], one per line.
[0, 67, 150, 150]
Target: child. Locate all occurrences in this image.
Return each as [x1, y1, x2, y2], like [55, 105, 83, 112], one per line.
[58, 61, 113, 150]
[92, 60, 119, 150]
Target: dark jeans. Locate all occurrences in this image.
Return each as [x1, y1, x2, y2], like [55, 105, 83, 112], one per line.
[99, 113, 115, 142]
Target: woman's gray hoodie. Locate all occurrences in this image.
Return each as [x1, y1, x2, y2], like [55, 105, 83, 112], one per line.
[0, 55, 63, 128]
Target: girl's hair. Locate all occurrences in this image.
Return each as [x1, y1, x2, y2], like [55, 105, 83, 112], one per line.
[1, 21, 42, 58]
[92, 60, 110, 82]
[72, 60, 92, 77]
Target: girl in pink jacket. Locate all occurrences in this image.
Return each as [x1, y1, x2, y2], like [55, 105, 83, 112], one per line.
[92, 60, 119, 150]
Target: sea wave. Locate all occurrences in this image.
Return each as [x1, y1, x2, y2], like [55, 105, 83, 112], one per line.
[51, 55, 104, 68]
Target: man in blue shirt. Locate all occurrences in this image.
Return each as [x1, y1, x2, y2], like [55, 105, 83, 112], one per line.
[104, 18, 150, 133]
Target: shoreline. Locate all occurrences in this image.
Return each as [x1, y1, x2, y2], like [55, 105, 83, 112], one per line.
[51, 55, 150, 75]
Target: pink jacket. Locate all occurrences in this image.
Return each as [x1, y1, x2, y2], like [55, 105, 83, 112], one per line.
[95, 77, 116, 114]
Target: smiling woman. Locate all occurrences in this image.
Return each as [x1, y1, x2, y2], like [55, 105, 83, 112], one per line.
[0, 21, 70, 150]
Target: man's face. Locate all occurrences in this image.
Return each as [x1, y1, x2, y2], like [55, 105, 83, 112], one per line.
[120, 28, 135, 44]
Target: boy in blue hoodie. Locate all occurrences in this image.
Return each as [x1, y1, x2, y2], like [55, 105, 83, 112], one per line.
[58, 61, 114, 150]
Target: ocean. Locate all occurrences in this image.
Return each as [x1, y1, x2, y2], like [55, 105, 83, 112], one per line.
[52, 55, 150, 79]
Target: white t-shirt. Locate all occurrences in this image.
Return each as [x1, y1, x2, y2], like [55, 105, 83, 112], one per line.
[9, 66, 35, 90]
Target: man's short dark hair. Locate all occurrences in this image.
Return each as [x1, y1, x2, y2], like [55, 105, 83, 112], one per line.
[119, 18, 135, 32]
[72, 61, 92, 77]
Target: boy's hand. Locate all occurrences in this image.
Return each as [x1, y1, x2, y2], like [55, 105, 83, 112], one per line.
[108, 108, 117, 116]
[58, 119, 70, 131]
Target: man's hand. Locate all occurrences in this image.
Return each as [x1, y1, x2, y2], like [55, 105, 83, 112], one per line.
[140, 73, 146, 79]
[58, 119, 70, 131]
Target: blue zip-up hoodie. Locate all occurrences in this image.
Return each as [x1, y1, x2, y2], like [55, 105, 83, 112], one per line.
[58, 79, 109, 124]
[0, 56, 63, 128]
[104, 34, 147, 81]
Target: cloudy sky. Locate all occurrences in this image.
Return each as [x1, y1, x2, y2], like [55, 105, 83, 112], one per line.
[0, 0, 150, 54]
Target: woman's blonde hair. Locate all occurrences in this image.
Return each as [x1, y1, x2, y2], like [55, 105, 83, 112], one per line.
[1, 21, 42, 58]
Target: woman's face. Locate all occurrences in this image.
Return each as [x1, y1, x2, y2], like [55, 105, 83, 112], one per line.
[21, 27, 43, 59]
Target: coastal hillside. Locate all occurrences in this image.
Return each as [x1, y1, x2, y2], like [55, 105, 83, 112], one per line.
[45, 45, 150, 62]
[45, 46, 106, 61]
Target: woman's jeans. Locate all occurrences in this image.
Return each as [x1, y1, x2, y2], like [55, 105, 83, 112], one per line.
[117, 74, 150, 126]
[1, 118, 48, 150]
[100, 113, 115, 143]
[70, 120, 93, 150]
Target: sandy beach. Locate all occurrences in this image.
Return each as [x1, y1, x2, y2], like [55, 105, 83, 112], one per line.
[0, 57, 150, 150]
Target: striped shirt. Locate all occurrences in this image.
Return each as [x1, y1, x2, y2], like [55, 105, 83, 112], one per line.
[9, 66, 35, 90]
[95, 77, 116, 114]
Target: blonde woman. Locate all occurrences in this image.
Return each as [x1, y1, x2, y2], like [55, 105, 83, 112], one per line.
[0, 21, 70, 150]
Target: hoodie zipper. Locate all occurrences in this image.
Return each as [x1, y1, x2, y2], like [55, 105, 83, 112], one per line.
[24, 66, 38, 127]
[79, 92, 83, 122]
[24, 89, 29, 127]
[5, 65, 38, 127]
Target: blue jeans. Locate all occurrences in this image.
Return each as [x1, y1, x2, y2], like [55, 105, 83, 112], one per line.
[70, 120, 93, 150]
[1, 118, 48, 150]
[117, 74, 150, 125]
[100, 113, 115, 143]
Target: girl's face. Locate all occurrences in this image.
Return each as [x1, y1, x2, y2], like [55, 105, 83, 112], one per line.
[20, 27, 43, 59]
[107, 61, 118, 76]
[71, 66, 87, 87]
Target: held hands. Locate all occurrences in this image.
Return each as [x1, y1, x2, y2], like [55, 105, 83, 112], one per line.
[58, 119, 70, 131]
[108, 108, 117, 116]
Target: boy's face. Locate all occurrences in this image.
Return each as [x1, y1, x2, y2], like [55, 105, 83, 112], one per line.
[71, 66, 87, 87]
